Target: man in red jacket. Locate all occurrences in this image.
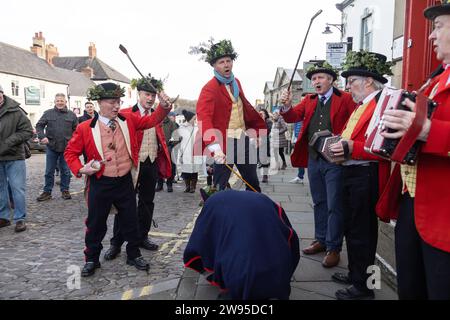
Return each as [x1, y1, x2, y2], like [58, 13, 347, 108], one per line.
[64, 83, 171, 277]
[329, 51, 392, 300]
[193, 39, 266, 192]
[104, 76, 172, 261]
[280, 62, 356, 268]
[378, 1, 450, 299]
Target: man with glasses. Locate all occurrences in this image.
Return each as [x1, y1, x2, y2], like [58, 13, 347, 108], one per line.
[280, 62, 356, 268]
[328, 51, 392, 300]
[64, 83, 172, 277]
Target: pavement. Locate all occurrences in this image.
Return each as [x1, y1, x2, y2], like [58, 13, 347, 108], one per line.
[172, 160, 399, 301]
[0, 153, 398, 300]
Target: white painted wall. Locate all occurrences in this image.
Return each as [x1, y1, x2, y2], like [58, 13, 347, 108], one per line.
[0, 72, 68, 127]
[342, 0, 395, 60]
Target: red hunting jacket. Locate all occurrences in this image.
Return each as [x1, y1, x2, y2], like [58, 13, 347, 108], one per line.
[376, 68, 450, 253]
[64, 104, 170, 179]
[281, 87, 356, 168]
[195, 77, 267, 155]
[121, 105, 172, 179]
[342, 95, 391, 196]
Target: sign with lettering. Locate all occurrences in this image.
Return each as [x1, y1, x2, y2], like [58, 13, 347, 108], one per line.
[24, 86, 40, 105]
[326, 42, 347, 68]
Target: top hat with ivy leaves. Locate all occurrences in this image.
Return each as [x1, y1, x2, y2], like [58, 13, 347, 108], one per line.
[87, 82, 125, 101]
[341, 50, 393, 84]
[306, 61, 339, 81]
[189, 38, 238, 66]
[131, 74, 163, 94]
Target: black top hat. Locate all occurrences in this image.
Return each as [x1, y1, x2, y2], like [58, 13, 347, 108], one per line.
[306, 61, 338, 81]
[424, 0, 450, 20]
[87, 82, 125, 101]
[182, 109, 195, 122]
[341, 51, 393, 84]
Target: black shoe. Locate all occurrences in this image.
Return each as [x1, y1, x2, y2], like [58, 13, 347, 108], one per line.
[155, 183, 163, 192]
[104, 245, 121, 260]
[140, 238, 159, 251]
[81, 261, 101, 277]
[167, 184, 173, 193]
[335, 285, 375, 300]
[126, 256, 149, 271]
[332, 272, 351, 285]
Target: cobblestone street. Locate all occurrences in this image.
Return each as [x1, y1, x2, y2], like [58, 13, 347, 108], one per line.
[0, 153, 398, 301]
[0, 153, 202, 299]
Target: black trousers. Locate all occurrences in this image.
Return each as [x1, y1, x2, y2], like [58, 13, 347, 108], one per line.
[395, 193, 450, 300]
[111, 158, 158, 246]
[278, 147, 286, 164]
[342, 163, 379, 292]
[213, 136, 260, 192]
[85, 173, 141, 262]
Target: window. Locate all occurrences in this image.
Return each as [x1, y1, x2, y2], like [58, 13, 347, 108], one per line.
[361, 13, 373, 51]
[11, 80, 19, 96]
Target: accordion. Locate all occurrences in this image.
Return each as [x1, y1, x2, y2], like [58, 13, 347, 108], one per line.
[309, 130, 346, 163]
[364, 87, 436, 165]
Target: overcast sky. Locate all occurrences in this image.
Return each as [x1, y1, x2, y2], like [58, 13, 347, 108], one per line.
[1, 0, 342, 103]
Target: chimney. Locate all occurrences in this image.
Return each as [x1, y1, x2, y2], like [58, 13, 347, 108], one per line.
[30, 31, 46, 59]
[88, 42, 97, 58]
[46, 43, 59, 65]
[81, 66, 94, 79]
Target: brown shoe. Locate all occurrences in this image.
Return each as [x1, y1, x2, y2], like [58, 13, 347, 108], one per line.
[14, 221, 27, 233]
[36, 192, 52, 202]
[302, 240, 326, 255]
[61, 191, 72, 200]
[0, 218, 11, 228]
[322, 251, 340, 268]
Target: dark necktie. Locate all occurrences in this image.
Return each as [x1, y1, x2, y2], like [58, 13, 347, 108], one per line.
[108, 119, 116, 132]
[320, 96, 327, 106]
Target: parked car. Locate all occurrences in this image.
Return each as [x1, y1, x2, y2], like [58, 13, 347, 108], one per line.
[28, 129, 46, 152]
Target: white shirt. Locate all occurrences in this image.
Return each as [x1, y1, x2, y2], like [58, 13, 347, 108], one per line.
[137, 103, 152, 116]
[98, 115, 113, 126]
[281, 86, 334, 113]
[318, 87, 333, 105]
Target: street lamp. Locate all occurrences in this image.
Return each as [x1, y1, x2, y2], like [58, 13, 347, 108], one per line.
[322, 23, 343, 38]
[323, 23, 352, 52]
